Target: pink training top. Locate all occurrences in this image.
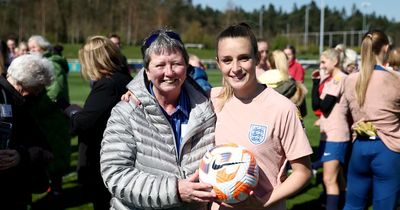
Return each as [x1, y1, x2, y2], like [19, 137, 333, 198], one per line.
[210, 87, 313, 210]
[319, 71, 351, 142]
[343, 69, 400, 153]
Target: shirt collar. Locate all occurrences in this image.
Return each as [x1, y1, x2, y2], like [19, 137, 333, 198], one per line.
[148, 83, 190, 118]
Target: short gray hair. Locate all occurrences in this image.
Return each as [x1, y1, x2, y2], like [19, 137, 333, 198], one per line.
[7, 54, 54, 93]
[28, 35, 51, 51]
[142, 29, 188, 69]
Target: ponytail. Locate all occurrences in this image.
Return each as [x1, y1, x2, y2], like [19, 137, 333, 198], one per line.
[356, 35, 375, 106]
[355, 30, 389, 107]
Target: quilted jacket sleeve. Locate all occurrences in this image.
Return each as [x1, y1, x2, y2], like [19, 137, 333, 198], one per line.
[100, 101, 182, 209]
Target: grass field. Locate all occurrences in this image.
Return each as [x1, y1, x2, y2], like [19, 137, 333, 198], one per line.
[33, 70, 325, 210]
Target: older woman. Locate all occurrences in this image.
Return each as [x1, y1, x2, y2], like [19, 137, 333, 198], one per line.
[28, 35, 69, 104]
[67, 36, 132, 210]
[0, 54, 53, 210]
[100, 29, 216, 210]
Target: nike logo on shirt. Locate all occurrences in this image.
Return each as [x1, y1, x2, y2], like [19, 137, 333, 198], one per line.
[211, 160, 245, 170]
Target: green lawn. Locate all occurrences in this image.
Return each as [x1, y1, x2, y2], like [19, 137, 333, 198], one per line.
[34, 70, 324, 210]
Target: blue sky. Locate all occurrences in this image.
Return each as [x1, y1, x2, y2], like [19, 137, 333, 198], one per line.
[191, 0, 400, 22]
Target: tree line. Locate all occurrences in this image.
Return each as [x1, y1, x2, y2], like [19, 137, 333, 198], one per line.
[1, 0, 399, 48]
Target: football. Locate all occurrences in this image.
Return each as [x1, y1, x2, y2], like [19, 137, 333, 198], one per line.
[198, 143, 259, 204]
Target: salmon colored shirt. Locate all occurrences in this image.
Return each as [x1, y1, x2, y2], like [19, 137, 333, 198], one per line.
[343, 68, 400, 153]
[210, 87, 313, 210]
[319, 71, 351, 142]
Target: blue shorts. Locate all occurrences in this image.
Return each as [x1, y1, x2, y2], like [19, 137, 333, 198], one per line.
[317, 141, 350, 164]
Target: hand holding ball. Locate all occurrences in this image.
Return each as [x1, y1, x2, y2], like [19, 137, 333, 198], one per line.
[198, 143, 259, 204]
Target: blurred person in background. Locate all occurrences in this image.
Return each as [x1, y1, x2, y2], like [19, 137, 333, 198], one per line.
[108, 33, 130, 73]
[6, 37, 17, 64]
[51, 44, 70, 74]
[65, 36, 132, 210]
[256, 39, 269, 77]
[27, 35, 71, 209]
[188, 54, 212, 93]
[311, 49, 351, 210]
[335, 44, 358, 74]
[258, 50, 308, 118]
[28, 35, 70, 104]
[1, 54, 54, 210]
[14, 41, 29, 57]
[284, 45, 305, 83]
[387, 47, 400, 71]
[0, 40, 8, 76]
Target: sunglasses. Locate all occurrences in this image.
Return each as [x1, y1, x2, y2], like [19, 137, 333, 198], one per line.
[141, 31, 183, 57]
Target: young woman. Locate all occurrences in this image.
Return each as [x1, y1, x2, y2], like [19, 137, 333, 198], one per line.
[210, 23, 312, 210]
[283, 45, 305, 83]
[342, 29, 400, 210]
[311, 49, 351, 210]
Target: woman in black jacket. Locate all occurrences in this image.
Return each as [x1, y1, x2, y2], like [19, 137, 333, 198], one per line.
[0, 54, 54, 210]
[66, 36, 132, 210]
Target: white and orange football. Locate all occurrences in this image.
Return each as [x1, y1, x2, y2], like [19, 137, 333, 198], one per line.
[199, 143, 259, 204]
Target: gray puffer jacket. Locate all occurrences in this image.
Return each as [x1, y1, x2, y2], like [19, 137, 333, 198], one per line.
[100, 70, 216, 210]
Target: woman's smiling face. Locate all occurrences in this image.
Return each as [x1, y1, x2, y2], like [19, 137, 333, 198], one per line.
[216, 37, 258, 94]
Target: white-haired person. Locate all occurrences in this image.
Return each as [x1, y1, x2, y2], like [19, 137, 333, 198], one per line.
[335, 44, 358, 74]
[0, 54, 53, 210]
[28, 35, 70, 104]
[342, 29, 400, 210]
[27, 35, 72, 208]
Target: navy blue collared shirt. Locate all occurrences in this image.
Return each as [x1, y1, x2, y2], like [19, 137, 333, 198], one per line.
[149, 83, 191, 156]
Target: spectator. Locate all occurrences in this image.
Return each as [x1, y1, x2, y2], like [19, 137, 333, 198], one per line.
[0, 40, 8, 76]
[14, 41, 29, 57]
[387, 47, 400, 71]
[6, 37, 17, 64]
[256, 39, 269, 77]
[28, 36, 71, 208]
[28, 35, 70, 104]
[188, 54, 212, 93]
[101, 29, 216, 209]
[51, 44, 70, 74]
[335, 44, 358, 74]
[210, 23, 312, 210]
[342, 29, 400, 210]
[108, 33, 130, 73]
[284, 45, 305, 83]
[1, 54, 54, 210]
[66, 36, 132, 210]
[258, 50, 308, 118]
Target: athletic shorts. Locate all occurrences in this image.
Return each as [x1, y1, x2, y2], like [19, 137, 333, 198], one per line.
[317, 141, 350, 164]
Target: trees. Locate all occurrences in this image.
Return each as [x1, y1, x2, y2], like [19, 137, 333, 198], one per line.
[0, 1, 398, 47]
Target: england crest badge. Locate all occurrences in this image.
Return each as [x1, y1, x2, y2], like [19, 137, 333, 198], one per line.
[248, 124, 267, 145]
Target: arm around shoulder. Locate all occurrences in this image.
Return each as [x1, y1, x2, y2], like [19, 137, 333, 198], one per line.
[100, 102, 183, 209]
